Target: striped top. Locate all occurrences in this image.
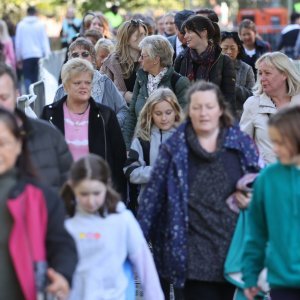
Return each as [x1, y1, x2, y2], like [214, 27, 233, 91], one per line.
[63, 103, 90, 161]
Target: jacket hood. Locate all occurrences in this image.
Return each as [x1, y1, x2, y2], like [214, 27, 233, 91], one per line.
[23, 16, 39, 23]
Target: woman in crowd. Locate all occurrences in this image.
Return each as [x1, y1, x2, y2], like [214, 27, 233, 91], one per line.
[0, 19, 16, 69]
[88, 12, 111, 39]
[240, 51, 300, 165]
[243, 106, 300, 300]
[42, 58, 127, 197]
[123, 35, 190, 148]
[0, 107, 77, 300]
[163, 12, 176, 37]
[101, 19, 148, 104]
[54, 37, 128, 128]
[174, 15, 236, 114]
[138, 81, 260, 300]
[238, 19, 271, 77]
[220, 31, 255, 119]
[95, 38, 115, 70]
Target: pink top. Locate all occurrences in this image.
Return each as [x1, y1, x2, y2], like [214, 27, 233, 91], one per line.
[3, 39, 16, 69]
[63, 103, 90, 161]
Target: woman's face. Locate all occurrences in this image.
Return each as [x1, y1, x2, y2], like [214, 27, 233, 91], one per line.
[139, 49, 159, 74]
[96, 48, 110, 70]
[239, 28, 256, 48]
[0, 121, 21, 175]
[164, 16, 176, 35]
[189, 90, 223, 135]
[152, 100, 176, 131]
[74, 179, 107, 213]
[258, 60, 287, 96]
[69, 46, 93, 64]
[89, 17, 104, 34]
[184, 29, 207, 49]
[128, 26, 147, 51]
[220, 38, 239, 60]
[64, 72, 93, 104]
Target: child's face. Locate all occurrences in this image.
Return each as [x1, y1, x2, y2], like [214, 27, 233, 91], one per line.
[152, 100, 176, 131]
[73, 179, 107, 213]
[269, 126, 294, 165]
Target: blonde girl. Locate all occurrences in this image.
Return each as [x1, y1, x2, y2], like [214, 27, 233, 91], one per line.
[62, 154, 163, 300]
[124, 87, 183, 202]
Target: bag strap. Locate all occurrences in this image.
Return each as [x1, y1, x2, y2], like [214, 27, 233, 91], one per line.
[138, 138, 150, 166]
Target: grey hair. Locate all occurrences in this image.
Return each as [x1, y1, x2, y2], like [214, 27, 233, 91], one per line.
[95, 38, 115, 54]
[139, 35, 174, 67]
[61, 58, 94, 87]
[253, 51, 300, 96]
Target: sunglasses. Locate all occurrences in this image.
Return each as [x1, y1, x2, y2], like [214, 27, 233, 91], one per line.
[130, 19, 145, 26]
[221, 31, 239, 39]
[70, 51, 91, 58]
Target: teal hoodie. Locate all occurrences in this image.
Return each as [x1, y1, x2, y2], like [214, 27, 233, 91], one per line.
[242, 162, 300, 289]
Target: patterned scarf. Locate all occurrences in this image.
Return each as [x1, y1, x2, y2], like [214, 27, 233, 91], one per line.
[186, 44, 216, 82]
[147, 67, 168, 96]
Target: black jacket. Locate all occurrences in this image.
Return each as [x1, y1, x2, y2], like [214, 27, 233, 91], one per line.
[174, 46, 236, 114]
[16, 109, 73, 192]
[41, 96, 127, 196]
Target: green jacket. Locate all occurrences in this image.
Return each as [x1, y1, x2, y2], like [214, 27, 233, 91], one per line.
[123, 67, 190, 149]
[243, 162, 300, 289]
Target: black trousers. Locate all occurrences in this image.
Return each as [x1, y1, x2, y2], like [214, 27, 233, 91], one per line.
[183, 280, 235, 300]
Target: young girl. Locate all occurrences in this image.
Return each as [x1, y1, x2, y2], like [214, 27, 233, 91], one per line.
[62, 154, 163, 300]
[123, 87, 183, 203]
[242, 106, 300, 300]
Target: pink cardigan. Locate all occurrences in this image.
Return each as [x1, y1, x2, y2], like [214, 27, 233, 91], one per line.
[3, 39, 16, 69]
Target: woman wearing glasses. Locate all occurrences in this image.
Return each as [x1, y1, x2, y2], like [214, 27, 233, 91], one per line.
[174, 15, 236, 115]
[101, 19, 148, 104]
[42, 58, 127, 197]
[220, 31, 255, 119]
[53, 38, 128, 128]
[123, 35, 190, 149]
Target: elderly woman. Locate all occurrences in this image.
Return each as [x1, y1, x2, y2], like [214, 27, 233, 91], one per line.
[95, 38, 115, 70]
[240, 51, 300, 165]
[54, 37, 127, 128]
[174, 15, 236, 114]
[101, 19, 148, 104]
[123, 35, 190, 148]
[138, 81, 260, 300]
[220, 31, 255, 119]
[0, 107, 77, 300]
[41, 58, 127, 197]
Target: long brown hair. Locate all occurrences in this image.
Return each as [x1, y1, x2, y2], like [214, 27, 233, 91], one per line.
[61, 154, 120, 217]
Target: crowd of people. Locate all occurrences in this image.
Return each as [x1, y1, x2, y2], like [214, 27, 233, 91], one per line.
[1, 4, 300, 300]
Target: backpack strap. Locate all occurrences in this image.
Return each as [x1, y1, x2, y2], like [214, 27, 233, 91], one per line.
[138, 138, 150, 166]
[170, 71, 182, 92]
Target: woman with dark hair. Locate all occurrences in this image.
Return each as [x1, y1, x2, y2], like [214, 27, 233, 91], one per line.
[221, 31, 255, 118]
[238, 19, 271, 77]
[0, 107, 77, 300]
[174, 15, 236, 114]
[138, 81, 260, 300]
[101, 19, 148, 104]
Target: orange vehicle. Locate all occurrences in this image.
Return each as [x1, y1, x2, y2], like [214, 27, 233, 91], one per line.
[237, 7, 289, 34]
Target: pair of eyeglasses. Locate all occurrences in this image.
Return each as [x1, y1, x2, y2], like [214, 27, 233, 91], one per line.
[139, 54, 149, 60]
[70, 51, 90, 58]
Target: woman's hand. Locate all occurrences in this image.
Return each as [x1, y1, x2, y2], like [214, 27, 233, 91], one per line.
[235, 190, 252, 209]
[46, 268, 69, 300]
[244, 287, 260, 300]
[124, 91, 133, 104]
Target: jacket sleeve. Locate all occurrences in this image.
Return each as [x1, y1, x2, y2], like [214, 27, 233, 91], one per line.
[107, 109, 127, 197]
[123, 79, 141, 149]
[43, 187, 78, 286]
[137, 144, 171, 240]
[235, 67, 255, 107]
[102, 77, 128, 129]
[123, 138, 152, 184]
[125, 211, 164, 300]
[240, 97, 256, 139]
[221, 55, 236, 114]
[175, 76, 190, 109]
[53, 84, 66, 102]
[174, 55, 183, 73]
[242, 174, 268, 288]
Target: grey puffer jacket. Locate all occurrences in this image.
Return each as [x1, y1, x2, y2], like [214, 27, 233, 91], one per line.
[17, 109, 73, 192]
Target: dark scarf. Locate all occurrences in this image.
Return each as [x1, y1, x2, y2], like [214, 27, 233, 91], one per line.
[186, 43, 215, 82]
